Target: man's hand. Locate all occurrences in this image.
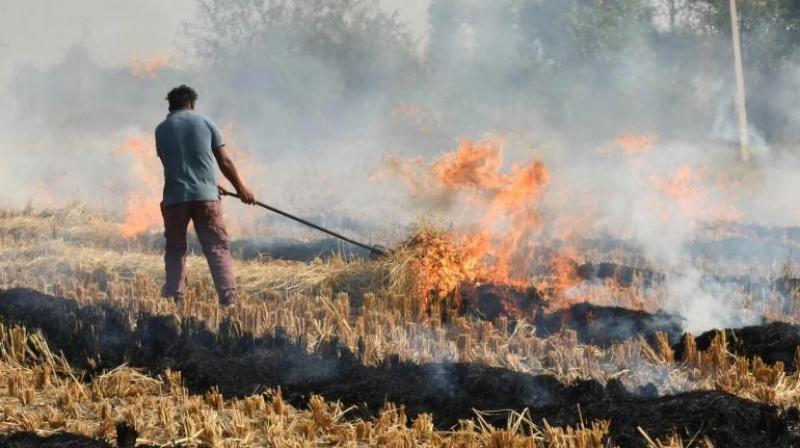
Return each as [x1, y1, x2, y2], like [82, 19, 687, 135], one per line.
[236, 186, 256, 204]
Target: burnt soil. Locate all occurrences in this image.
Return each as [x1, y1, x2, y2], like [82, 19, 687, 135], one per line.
[573, 261, 800, 312]
[0, 288, 799, 447]
[0, 433, 112, 448]
[0, 433, 113, 448]
[674, 321, 800, 372]
[575, 262, 665, 288]
[461, 283, 685, 346]
[0, 423, 162, 448]
[534, 302, 684, 347]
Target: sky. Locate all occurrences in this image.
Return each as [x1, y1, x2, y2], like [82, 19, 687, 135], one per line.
[0, 0, 429, 88]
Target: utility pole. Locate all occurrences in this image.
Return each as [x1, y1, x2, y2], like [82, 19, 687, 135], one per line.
[729, 0, 750, 162]
[669, 0, 677, 31]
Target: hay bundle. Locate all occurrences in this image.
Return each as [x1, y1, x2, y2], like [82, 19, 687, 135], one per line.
[386, 225, 471, 316]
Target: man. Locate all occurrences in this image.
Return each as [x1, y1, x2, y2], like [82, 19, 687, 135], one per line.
[155, 85, 255, 306]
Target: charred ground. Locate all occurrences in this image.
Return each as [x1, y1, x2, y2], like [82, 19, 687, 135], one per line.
[0, 288, 799, 447]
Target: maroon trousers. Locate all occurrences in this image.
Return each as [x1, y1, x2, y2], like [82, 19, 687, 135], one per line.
[161, 201, 236, 304]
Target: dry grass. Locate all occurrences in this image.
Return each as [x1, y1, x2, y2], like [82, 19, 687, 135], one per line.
[2, 208, 800, 388]
[1, 207, 800, 446]
[0, 321, 623, 447]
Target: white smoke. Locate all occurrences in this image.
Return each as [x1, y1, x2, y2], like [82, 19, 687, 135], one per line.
[4, 0, 800, 333]
[664, 268, 758, 334]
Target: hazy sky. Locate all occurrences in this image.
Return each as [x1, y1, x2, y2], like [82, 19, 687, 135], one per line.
[0, 0, 428, 86]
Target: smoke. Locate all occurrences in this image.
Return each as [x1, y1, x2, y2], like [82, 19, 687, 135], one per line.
[4, 0, 800, 332]
[665, 268, 759, 334]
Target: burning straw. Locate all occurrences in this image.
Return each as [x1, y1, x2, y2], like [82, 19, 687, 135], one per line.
[385, 223, 473, 317]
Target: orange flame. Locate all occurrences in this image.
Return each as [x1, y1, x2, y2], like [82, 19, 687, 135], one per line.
[615, 133, 656, 153]
[215, 123, 265, 237]
[650, 163, 741, 225]
[114, 135, 162, 239]
[220, 123, 260, 184]
[119, 192, 162, 239]
[33, 182, 60, 208]
[432, 139, 506, 191]
[379, 133, 752, 313]
[540, 250, 581, 298]
[378, 138, 549, 285]
[129, 54, 171, 79]
[370, 155, 439, 203]
[112, 125, 259, 239]
[397, 227, 470, 314]
[653, 164, 705, 216]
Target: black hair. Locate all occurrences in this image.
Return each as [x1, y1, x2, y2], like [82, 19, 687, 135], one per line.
[166, 85, 198, 111]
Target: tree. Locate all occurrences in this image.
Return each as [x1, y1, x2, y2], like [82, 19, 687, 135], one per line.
[683, 0, 800, 142]
[686, 0, 800, 68]
[184, 0, 424, 151]
[189, 0, 421, 93]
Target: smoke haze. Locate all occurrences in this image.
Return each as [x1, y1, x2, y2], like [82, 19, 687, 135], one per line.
[4, 0, 800, 332]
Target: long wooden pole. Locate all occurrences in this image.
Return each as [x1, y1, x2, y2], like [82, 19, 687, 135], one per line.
[218, 188, 389, 257]
[729, 0, 750, 162]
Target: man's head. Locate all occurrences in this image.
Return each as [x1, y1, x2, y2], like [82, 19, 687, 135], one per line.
[166, 85, 198, 112]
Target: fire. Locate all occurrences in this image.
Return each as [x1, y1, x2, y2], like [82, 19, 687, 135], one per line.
[432, 139, 506, 190]
[220, 123, 261, 186]
[615, 133, 656, 153]
[394, 227, 471, 315]
[33, 182, 60, 208]
[216, 123, 265, 237]
[378, 138, 549, 287]
[650, 164, 741, 225]
[129, 53, 171, 78]
[436, 139, 549, 283]
[540, 251, 581, 298]
[119, 192, 161, 239]
[653, 164, 705, 216]
[114, 135, 162, 239]
[112, 125, 260, 239]
[370, 155, 437, 202]
[378, 135, 748, 314]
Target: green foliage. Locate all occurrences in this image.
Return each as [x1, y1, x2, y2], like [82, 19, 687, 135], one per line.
[184, 0, 800, 145]
[190, 0, 422, 91]
[568, 0, 655, 62]
[686, 0, 800, 69]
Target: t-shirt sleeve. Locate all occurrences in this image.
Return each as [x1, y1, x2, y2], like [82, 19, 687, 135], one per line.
[205, 118, 225, 149]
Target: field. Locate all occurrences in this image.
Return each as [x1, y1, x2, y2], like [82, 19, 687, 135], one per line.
[12, 0, 800, 446]
[2, 205, 800, 447]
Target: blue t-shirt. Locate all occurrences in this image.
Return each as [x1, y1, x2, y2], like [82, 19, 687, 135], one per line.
[155, 110, 224, 206]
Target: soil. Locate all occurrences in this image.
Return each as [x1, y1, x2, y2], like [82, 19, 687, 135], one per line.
[534, 302, 685, 347]
[575, 262, 665, 288]
[572, 260, 800, 311]
[0, 423, 162, 448]
[674, 321, 800, 372]
[0, 288, 799, 447]
[0, 433, 112, 448]
[461, 283, 685, 346]
[460, 283, 544, 320]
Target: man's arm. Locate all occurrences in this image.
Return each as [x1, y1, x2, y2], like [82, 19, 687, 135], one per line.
[213, 146, 256, 204]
